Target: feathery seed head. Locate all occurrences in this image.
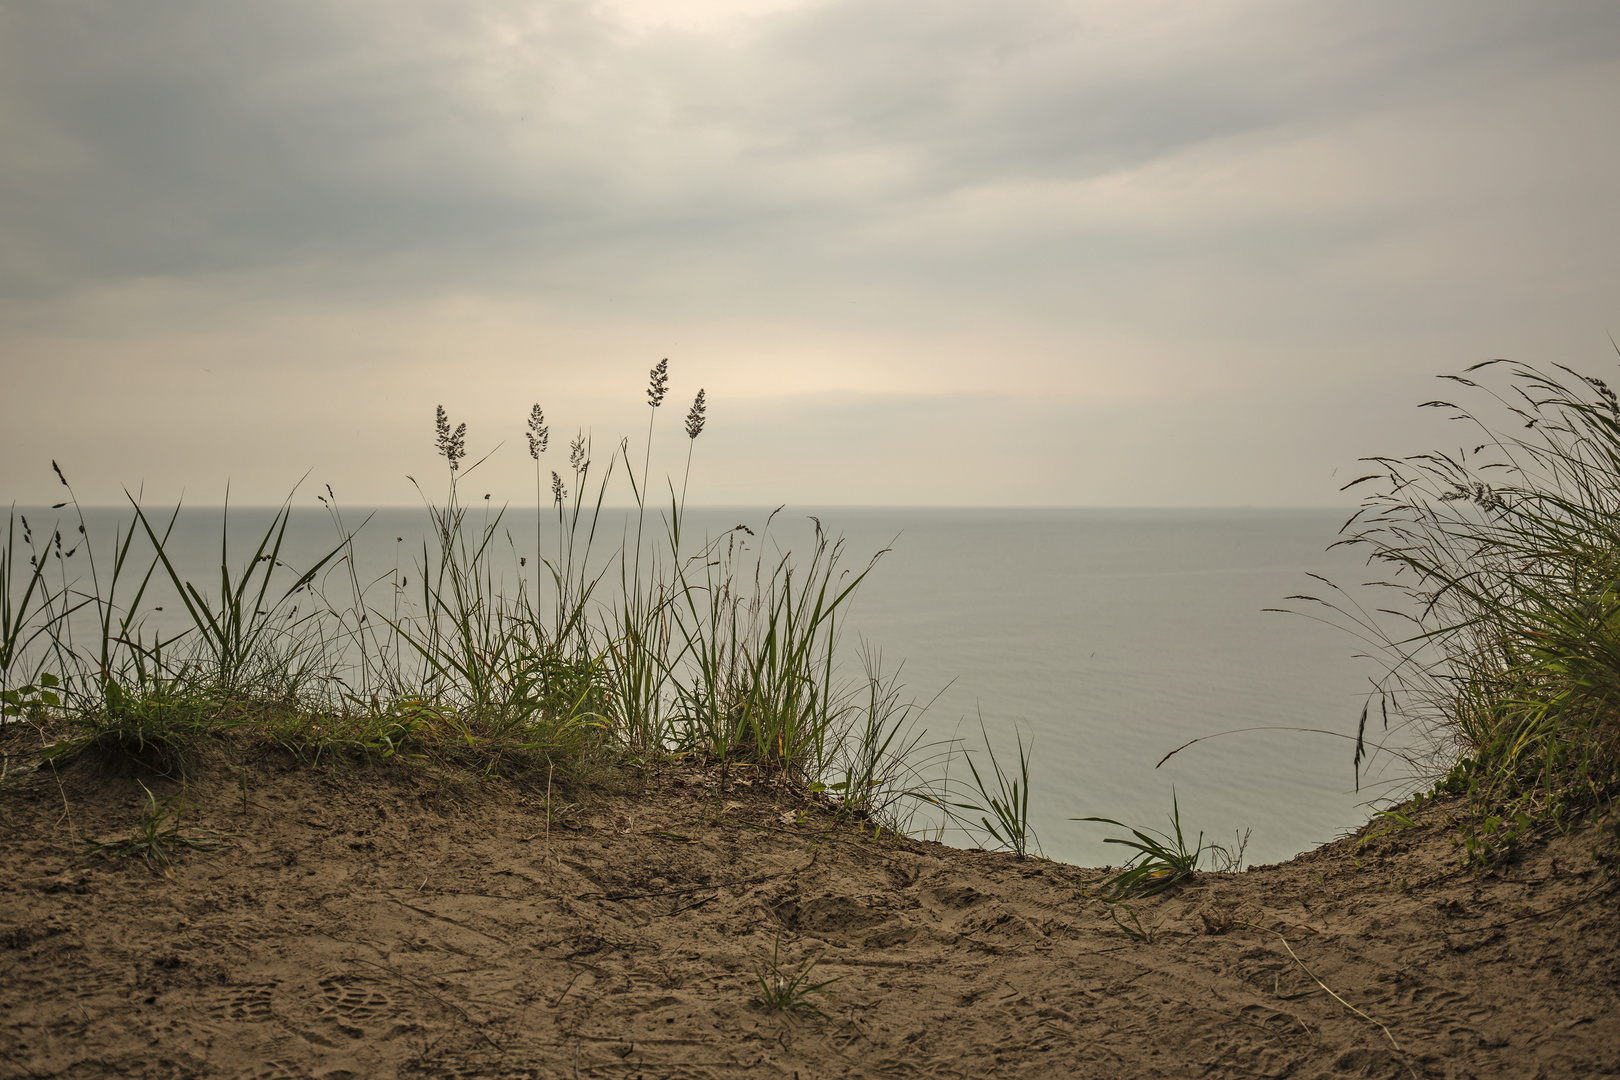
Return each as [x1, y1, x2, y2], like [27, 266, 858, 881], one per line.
[1591, 377, 1620, 416]
[434, 405, 467, 471]
[569, 432, 588, 473]
[647, 359, 669, 408]
[527, 404, 549, 459]
[685, 389, 707, 440]
[551, 470, 567, 505]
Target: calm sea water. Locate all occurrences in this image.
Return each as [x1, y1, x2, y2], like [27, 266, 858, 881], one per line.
[16, 504, 1404, 867]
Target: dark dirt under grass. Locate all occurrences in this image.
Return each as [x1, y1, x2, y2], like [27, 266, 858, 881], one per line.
[2, 735, 1618, 1080]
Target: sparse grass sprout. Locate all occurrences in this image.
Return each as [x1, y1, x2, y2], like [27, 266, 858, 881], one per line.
[751, 934, 840, 1018]
[84, 782, 225, 878]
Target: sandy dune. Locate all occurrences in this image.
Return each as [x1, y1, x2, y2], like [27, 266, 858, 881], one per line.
[3, 745, 1617, 1079]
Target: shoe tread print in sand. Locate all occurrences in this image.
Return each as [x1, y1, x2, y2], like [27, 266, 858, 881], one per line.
[315, 970, 407, 1038]
[202, 980, 279, 1024]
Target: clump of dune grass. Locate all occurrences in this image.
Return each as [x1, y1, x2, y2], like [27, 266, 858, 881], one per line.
[1, 362, 956, 848]
[821, 647, 949, 832]
[1075, 790, 1203, 898]
[1319, 355, 1620, 865]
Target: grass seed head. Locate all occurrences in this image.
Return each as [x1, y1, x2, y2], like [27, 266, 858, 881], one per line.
[685, 389, 707, 440]
[647, 359, 669, 408]
[434, 406, 467, 472]
[527, 404, 549, 459]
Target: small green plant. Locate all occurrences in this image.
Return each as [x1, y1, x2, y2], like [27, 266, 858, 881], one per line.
[1457, 807, 1535, 865]
[84, 782, 225, 878]
[751, 934, 840, 1018]
[2, 672, 60, 722]
[949, 715, 1038, 858]
[1106, 901, 1175, 943]
[44, 669, 219, 776]
[1075, 791, 1203, 898]
[389, 411, 611, 763]
[1358, 807, 1420, 848]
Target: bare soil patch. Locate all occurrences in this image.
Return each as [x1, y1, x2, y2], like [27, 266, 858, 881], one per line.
[3, 744, 1617, 1079]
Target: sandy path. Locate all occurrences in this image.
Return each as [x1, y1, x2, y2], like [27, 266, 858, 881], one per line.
[2, 751, 1617, 1079]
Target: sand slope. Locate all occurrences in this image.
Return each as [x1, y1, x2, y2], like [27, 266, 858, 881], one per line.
[2, 748, 1617, 1079]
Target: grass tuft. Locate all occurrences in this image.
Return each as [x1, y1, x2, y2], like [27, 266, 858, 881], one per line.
[84, 781, 226, 878]
[1321, 355, 1620, 865]
[948, 715, 1038, 858]
[1075, 791, 1203, 898]
[750, 934, 840, 1018]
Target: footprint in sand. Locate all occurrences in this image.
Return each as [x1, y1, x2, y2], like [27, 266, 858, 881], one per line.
[317, 974, 398, 1030]
[205, 983, 278, 1023]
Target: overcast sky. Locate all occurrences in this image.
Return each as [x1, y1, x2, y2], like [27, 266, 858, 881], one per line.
[1, 0, 1616, 507]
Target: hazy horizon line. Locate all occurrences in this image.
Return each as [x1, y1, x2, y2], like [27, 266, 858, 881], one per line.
[6, 502, 1360, 513]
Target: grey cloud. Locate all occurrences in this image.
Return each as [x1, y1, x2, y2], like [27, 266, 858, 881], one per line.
[1, 3, 625, 287]
[3, 0, 1617, 512]
[4, 0, 1614, 306]
[715, 0, 1615, 200]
